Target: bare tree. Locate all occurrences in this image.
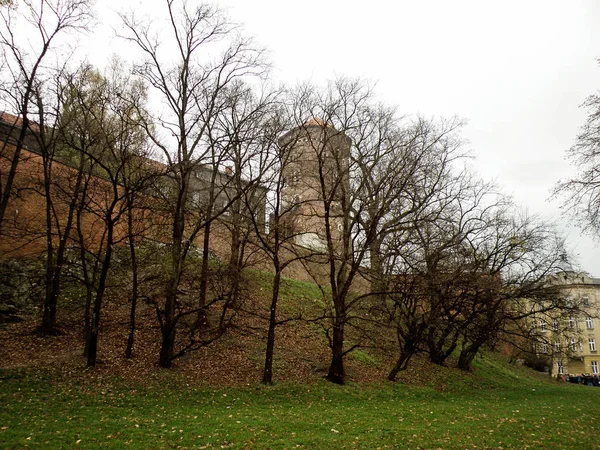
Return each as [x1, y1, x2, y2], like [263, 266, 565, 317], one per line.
[284, 79, 465, 384]
[0, 0, 92, 233]
[554, 65, 600, 233]
[118, 0, 266, 368]
[383, 177, 569, 378]
[57, 61, 153, 366]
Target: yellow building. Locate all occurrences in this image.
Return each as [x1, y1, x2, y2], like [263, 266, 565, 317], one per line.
[537, 271, 600, 376]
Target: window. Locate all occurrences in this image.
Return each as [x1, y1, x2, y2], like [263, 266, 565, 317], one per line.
[554, 342, 561, 352]
[541, 343, 548, 354]
[552, 319, 559, 331]
[593, 361, 599, 375]
[539, 320, 546, 331]
[586, 316, 594, 329]
[590, 338, 597, 352]
[583, 296, 590, 306]
[571, 338, 578, 352]
[568, 317, 576, 329]
[558, 363, 567, 375]
[291, 169, 301, 186]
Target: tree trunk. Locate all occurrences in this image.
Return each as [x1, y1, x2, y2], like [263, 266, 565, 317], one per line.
[458, 337, 487, 371]
[388, 336, 418, 381]
[458, 347, 477, 371]
[228, 208, 242, 308]
[159, 181, 186, 368]
[326, 320, 345, 384]
[0, 117, 29, 233]
[40, 255, 57, 335]
[262, 268, 281, 385]
[196, 221, 211, 326]
[429, 341, 457, 366]
[86, 224, 113, 367]
[40, 150, 57, 335]
[369, 236, 386, 301]
[388, 350, 413, 381]
[82, 286, 93, 357]
[125, 198, 138, 359]
[40, 158, 83, 335]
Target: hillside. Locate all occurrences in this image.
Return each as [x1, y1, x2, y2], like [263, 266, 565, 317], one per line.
[0, 268, 557, 389]
[4, 270, 600, 448]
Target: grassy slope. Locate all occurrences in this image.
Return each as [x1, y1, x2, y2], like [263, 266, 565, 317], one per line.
[2, 355, 600, 449]
[2, 271, 600, 448]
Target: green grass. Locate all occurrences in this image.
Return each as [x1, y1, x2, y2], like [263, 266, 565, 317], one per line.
[2, 359, 600, 449]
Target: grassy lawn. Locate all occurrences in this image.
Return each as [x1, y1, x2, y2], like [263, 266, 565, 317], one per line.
[2, 357, 600, 449]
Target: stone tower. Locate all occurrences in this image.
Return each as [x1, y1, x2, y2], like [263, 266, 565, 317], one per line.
[277, 118, 351, 251]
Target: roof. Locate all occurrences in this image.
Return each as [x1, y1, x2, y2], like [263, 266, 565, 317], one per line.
[1, 112, 42, 133]
[303, 117, 333, 128]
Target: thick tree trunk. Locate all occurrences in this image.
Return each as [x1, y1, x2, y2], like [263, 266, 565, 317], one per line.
[388, 351, 412, 381]
[458, 348, 477, 371]
[160, 265, 180, 368]
[458, 338, 487, 371]
[326, 321, 345, 384]
[429, 341, 457, 366]
[388, 336, 418, 381]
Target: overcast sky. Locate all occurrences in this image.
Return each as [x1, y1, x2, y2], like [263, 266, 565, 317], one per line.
[85, 0, 600, 274]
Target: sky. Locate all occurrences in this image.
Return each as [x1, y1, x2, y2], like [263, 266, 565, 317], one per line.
[82, 0, 600, 274]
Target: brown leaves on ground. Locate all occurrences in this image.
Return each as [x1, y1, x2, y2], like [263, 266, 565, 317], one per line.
[0, 290, 462, 388]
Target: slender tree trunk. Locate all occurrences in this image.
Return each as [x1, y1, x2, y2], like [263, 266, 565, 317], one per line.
[228, 206, 242, 308]
[159, 286, 177, 368]
[40, 157, 84, 335]
[40, 149, 57, 335]
[159, 168, 190, 368]
[196, 221, 211, 326]
[82, 285, 93, 357]
[86, 223, 114, 367]
[41, 255, 57, 334]
[160, 207, 184, 368]
[0, 119, 30, 234]
[125, 199, 138, 359]
[369, 237, 386, 300]
[262, 264, 281, 385]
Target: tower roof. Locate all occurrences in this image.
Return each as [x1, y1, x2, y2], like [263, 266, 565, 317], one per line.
[303, 117, 332, 128]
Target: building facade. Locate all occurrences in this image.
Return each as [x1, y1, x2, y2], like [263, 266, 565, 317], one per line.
[533, 271, 600, 376]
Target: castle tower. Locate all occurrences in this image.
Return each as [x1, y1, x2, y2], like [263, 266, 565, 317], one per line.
[277, 118, 351, 251]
